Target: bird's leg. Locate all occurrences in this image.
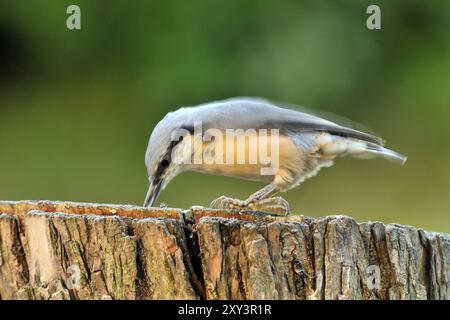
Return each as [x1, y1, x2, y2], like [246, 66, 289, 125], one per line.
[210, 183, 291, 216]
[245, 184, 290, 216]
[245, 183, 279, 202]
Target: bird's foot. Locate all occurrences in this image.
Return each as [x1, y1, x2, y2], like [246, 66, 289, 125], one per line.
[210, 196, 248, 210]
[210, 195, 291, 216]
[249, 197, 291, 216]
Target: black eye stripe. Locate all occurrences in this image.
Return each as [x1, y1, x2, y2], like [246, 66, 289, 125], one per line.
[153, 127, 189, 179]
[154, 162, 167, 178]
[160, 159, 169, 167]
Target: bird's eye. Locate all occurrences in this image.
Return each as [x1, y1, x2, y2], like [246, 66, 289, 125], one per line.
[160, 159, 170, 167]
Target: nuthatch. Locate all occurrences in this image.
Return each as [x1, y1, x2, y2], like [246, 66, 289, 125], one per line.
[143, 97, 406, 215]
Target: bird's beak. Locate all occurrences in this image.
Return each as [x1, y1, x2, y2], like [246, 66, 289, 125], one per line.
[143, 179, 162, 207]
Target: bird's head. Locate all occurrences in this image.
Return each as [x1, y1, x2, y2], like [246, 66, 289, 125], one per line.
[143, 109, 195, 207]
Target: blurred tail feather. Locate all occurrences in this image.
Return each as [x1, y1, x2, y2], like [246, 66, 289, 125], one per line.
[363, 143, 407, 165]
[319, 135, 407, 165]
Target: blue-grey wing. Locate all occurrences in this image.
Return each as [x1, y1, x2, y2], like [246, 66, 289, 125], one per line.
[193, 97, 384, 146]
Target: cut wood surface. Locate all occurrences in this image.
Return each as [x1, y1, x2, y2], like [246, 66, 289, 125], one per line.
[0, 200, 448, 300]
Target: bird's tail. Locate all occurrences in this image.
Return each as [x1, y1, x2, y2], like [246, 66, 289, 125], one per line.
[360, 142, 407, 165]
[318, 134, 407, 165]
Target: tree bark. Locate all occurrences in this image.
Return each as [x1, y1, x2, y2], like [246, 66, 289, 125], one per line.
[0, 201, 448, 300]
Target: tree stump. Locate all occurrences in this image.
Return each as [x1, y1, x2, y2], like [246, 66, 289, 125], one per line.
[0, 201, 448, 300]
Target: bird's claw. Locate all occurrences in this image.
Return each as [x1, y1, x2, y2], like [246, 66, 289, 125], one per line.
[253, 196, 291, 216]
[210, 195, 248, 210]
[210, 195, 291, 216]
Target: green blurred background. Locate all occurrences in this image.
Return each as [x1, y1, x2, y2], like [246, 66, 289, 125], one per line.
[0, 1, 449, 232]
